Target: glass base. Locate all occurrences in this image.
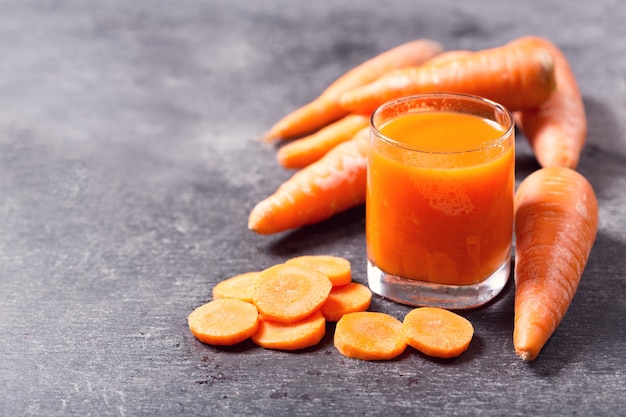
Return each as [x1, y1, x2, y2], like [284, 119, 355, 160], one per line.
[367, 257, 510, 309]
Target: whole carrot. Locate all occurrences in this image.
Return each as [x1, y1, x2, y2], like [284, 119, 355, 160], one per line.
[277, 114, 369, 169]
[514, 36, 586, 169]
[339, 36, 556, 115]
[513, 167, 598, 361]
[249, 127, 369, 235]
[264, 39, 443, 142]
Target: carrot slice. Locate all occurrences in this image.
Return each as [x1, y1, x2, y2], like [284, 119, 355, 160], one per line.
[212, 271, 260, 303]
[188, 299, 259, 346]
[251, 311, 326, 351]
[334, 311, 407, 361]
[402, 307, 474, 358]
[321, 282, 372, 322]
[252, 263, 332, 323]
[285, 255, 352, 287]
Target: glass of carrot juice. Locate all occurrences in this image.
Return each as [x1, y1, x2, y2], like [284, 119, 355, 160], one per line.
[367, 93, 515, 309]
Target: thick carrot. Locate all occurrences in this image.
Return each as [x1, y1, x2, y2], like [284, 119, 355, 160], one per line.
[402, 307, 474, 358]
[212, 271, 260, 303]
[277, 114, 369, 169]
[188, 298, 259, 346]
[339, 36, 556, 115]
[264, 39, 443, 141]
[423, 49, 472, 65]
[334, 311, 407, 361]
[321, 282, 372, 322]
[513, 167, 598, 361]
[252, 263, 332, 323]
[285, 255, 352, 287]
[251, 310, 326, 351]
[249, 127, 369, 235]
[514, 37, 586, 169]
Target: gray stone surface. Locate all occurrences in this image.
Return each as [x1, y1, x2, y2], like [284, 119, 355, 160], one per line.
[1, 1, 625, 416]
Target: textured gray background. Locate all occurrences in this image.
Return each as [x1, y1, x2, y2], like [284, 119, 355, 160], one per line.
[1, 0, 625, 416]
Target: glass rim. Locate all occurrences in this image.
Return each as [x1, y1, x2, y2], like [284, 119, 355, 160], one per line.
[369, 92, 515, 154]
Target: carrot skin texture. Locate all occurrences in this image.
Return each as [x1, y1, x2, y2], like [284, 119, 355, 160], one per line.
[339, 36, 556, 115]
[264, 39, 443, 141]
[514, 37, 587, 169]
[249, 128, 369, 235]
[513, 167, 598, 361]
[277, 114, 369, 169]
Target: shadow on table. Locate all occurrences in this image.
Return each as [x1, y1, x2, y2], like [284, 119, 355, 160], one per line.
[265, 205, 366, 257]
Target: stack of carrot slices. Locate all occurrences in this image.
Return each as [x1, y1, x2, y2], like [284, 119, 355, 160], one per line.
[188, 255, 475, 360]
[189, 255, 373, 351]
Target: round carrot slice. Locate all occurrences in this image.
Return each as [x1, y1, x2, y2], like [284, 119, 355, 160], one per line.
[252, 311, 326, 351]
[212, 271, 260, 303]
[188, 299, 259, 346]
[321, 282, 372, 322]
[334, 311, 407, 361]
[253, 263, 332, 324]
[402, 307, 474, 358]
[285, 255, 352, 287]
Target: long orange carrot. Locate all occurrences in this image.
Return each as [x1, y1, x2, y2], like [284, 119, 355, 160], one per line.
[513, 167, 598, 361]
[249, 127, 369, 235]
[339, 36, 556, 115]
[514, 37, 586, 169]
[264, 39, 443, 141]
[423, 49, 472, 65]
[277, 114, 369, 169]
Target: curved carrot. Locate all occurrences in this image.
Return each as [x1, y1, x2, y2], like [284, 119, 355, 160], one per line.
[251, 311, 326, 351]
[514, 37, 586, 169]
[423, 49, 472, 65]
[321, 282, 372, 322]
[277, 114, 369, 169]
[188, 299, 259, 346]
[513, 167, 598, 361]
[334, 311, 407, 361]
[339, 36, 556, 115]
[264, 39, 443, 141]
[249, 127, 369, 235]
[285, 255, 352, 287]
[212, 271, 260, 303]
[402, 307, 474, 358]
[252, 263, 332, 323]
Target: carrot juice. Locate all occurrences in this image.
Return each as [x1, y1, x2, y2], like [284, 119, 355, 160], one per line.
[367, 93, 514, 308]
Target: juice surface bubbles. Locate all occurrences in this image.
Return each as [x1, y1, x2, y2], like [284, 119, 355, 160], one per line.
[367, 110, 514, 286]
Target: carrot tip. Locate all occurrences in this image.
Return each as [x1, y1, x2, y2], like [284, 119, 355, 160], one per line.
[517, 350, 534, 362]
